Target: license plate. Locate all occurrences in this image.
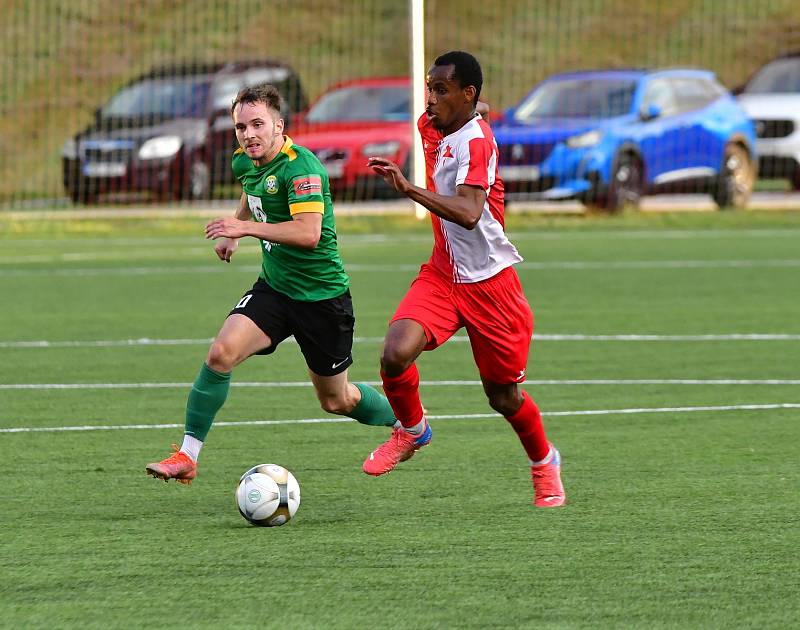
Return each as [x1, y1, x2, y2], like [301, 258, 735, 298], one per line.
[83, 162, 126, 177]
[499, 165, 540, 181]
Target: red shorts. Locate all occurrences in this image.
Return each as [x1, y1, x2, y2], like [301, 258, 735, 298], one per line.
[391, 264, 534, 384]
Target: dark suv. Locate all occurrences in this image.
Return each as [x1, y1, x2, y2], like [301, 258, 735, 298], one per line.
[61, 60, 308, 203]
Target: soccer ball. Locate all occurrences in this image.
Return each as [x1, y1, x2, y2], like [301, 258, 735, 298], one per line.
[235, 464, 301, 527]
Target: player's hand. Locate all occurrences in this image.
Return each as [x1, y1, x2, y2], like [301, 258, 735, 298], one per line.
[213, 237, 239, 263]
[367, 157, 411, 193]
[205, 217, 249, 240]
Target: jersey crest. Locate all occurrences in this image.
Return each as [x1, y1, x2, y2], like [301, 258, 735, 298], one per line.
[264, 175, 279, 194]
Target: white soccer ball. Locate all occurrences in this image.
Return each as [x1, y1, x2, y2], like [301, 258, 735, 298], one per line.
[235, 464, 301, 527]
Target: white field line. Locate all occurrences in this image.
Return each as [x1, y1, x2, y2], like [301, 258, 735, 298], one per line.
[3, 258, 800, 274]
[2, 379, 800, 391]
[2, 333, 799, 349]
[2, 402, 799, 434]
[8, 228, 800, 248]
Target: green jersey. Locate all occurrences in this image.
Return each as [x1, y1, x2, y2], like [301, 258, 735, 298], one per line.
[232, 136, 349, 301]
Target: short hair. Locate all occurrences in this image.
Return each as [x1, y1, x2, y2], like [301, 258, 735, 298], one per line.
[231, 83, 283, 117]
[433, 51, 483, 103]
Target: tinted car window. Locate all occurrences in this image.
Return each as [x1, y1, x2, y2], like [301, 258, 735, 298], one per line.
[209, 67, 293, 112]
[642, 79, 678, 116]
[744, 57, 800, 93]
[102, 78, 211, 120]
[514, 79, 636, 120]
[306, 86, 411, 122]
[671, 78, 717, 111]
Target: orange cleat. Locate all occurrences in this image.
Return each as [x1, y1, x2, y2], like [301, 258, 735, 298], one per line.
[146, 444, 197, 485]
[362, 423, 432, 476]
[531, 445, 566, 507]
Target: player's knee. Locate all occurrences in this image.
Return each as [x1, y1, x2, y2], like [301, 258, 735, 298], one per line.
[487, 389, 522, 417]
[380, 344, 413, 376]
[206, 341, 237, 373]
[318, 394, 350, 415]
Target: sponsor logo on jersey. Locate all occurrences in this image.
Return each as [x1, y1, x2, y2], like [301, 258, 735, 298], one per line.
[442, 144, 454, 159]
[293, 174, 322, 196]
[265, 175, 279, 194]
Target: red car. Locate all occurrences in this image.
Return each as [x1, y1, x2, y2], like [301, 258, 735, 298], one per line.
[290, 77, 412, 200]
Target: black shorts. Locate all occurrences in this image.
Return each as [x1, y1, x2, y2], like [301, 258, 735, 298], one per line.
[229, 278, 354, 376]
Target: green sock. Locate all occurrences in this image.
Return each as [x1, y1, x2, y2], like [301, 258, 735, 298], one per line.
[184, 363, 231, 441]
[348, 383, 398, 427]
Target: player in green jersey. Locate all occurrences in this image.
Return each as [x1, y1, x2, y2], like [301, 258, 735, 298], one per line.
[146, 84, 398, 484]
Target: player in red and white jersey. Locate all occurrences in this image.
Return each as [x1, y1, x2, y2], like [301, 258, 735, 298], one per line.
[365, 51, 565, 507]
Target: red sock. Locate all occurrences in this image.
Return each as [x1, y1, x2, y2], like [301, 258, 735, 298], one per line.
[505, 391, 550, 463]
[381, 364, 424, 429]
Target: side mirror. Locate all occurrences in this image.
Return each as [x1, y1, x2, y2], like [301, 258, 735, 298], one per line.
[208, 107, 233, 132]
[640, 103, 662, 121]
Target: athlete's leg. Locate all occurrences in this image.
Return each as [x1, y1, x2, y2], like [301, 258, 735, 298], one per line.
[186, 313, 271, 444]
[363, 267, 461, 476]
[308, 369, 396, 427]
[481, 379, 549, 463]
[460, 268, 565, 506]
[362, 321, 432, 476]
[481, 377, 564, 507]
[205, 313, 272, 373]
[146, 313, 272, 483]
[379, 318, 429, 430]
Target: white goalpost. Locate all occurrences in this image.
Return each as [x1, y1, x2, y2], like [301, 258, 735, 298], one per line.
[409, 0, 427, 219]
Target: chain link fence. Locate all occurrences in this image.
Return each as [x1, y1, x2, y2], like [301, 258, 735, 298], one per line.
[1, 0, 798, 208]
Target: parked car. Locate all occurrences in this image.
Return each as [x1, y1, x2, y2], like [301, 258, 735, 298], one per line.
[290, 77, 412, 200]
[61, 60, 308, 203]
[493, 68, 757, 211]
[735, 51, 800, 190]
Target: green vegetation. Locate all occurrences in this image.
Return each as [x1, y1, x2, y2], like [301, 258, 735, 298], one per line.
[1, 211, 799, 627]
[1, 0, 799, 202]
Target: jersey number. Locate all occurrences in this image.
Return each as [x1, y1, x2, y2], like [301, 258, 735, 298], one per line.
[247, 194, 275, 251]
[235, 294, 253, 309]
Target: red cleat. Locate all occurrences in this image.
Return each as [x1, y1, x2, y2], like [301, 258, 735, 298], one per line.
[531, 445, 565, 507]
[146, 444, 197, 485]
[362, 424, 432, 476]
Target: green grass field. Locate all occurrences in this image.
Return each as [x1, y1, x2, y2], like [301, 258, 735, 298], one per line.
[1, 210, 799, 628]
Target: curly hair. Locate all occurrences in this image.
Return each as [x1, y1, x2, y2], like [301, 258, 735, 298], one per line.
[433, 51, 483, 104]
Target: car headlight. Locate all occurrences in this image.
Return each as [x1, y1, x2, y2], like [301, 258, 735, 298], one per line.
[566, 130, 602, 148]
[138, 135, 182, 160]
[61, 138, 78, 159]
[361, 141, 401, 157]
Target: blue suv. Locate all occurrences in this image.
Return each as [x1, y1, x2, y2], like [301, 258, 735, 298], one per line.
[493, 68, 757, 211]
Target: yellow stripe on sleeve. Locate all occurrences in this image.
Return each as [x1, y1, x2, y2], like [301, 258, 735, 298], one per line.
[289, 201, 324, 215]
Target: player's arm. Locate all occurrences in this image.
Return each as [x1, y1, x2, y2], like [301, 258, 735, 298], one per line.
[367, 157, 485, 229]
[211, 193, 252, 263]
[234, 192, 252, 220]
[205, 211, 322, 250]
[207, 163, 326, 250]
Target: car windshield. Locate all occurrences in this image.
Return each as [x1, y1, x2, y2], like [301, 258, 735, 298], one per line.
[514, 78, 636, 120]
[101, 77, 211, 120]
[209, 67, 292, 112]
[306, 85, 410, 122]
[744, 58, 800, 94]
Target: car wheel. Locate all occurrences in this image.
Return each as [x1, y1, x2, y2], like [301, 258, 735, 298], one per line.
[584, 152, 643, 213]
[712, 143, 753, 209]
[68, 185, 97, 205]
[791, 167, 800, 192]
[181, 160, 212, 200]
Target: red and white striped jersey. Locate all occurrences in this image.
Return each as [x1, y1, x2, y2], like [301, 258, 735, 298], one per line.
[418, 114, 522, 283]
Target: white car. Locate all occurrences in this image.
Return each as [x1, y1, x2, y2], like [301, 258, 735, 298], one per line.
[736, 52, 800, 190]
